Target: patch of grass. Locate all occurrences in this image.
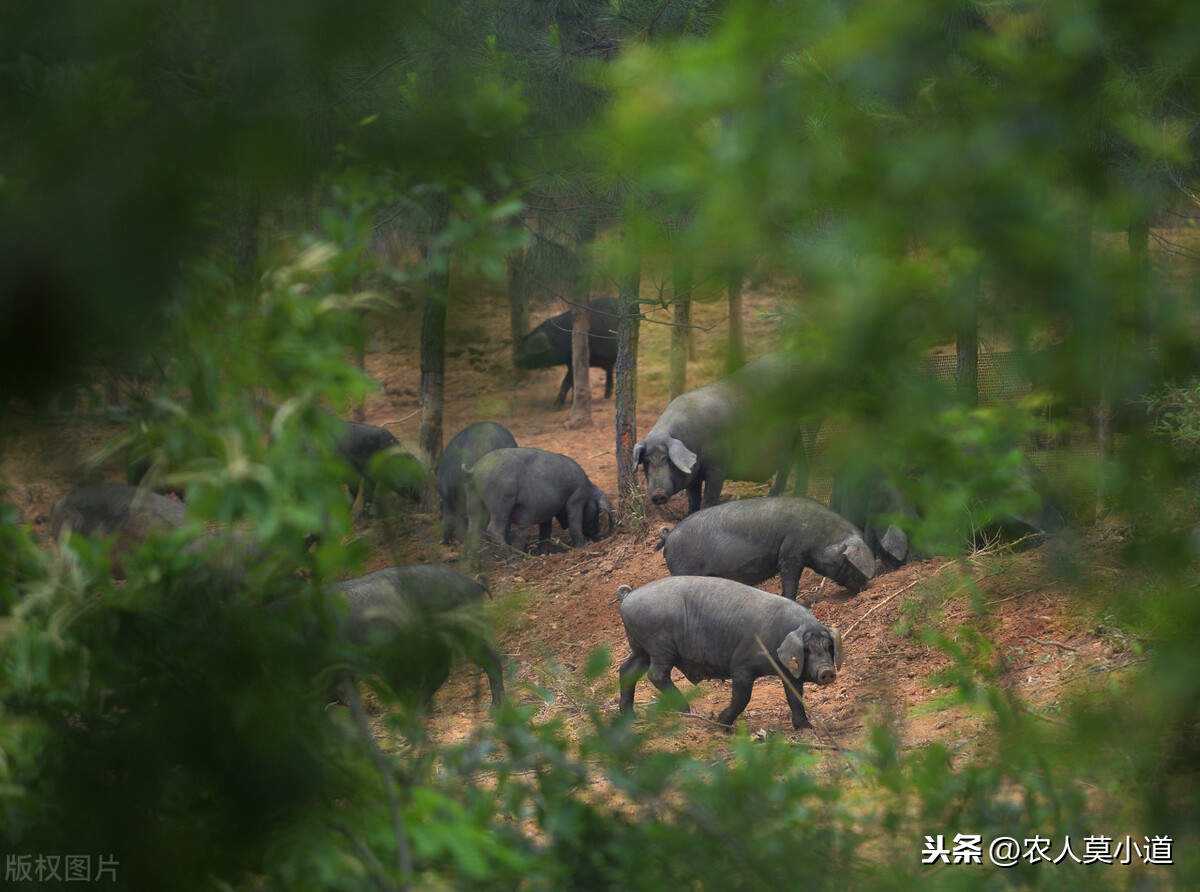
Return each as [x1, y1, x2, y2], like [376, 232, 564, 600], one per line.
[620, 485, 651, 537]
[485, 585, 538, 638]
[892, 564, 976, 639]
[475, 395, 512, 418]
[1089, 612, 1147, 657]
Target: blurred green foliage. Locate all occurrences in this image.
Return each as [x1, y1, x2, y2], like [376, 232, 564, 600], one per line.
[3, 0, 1200, 889]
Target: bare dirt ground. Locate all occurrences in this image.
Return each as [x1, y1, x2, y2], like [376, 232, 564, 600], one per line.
[2, 278, 1134, 765]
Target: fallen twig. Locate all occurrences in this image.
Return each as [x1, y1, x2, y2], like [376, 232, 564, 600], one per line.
[754, 635, 858, 772]
[1062, 656, 1149, 682]
[380, 408, 420, 427]
[1019, 634, 1076, 652]
[841, 579, 923, 640]
[986, 590, 1037, 606]
[1022, 707, 1070, 728]
[681, 711, 735, 730]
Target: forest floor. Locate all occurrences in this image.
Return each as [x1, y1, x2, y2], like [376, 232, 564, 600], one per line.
[2, 276, 1144, 771]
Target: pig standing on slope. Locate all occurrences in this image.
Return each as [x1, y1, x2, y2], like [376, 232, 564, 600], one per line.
[437, 422, 518, 545]
[51, 482, 187, 578]
[326, 564, 505, 708]
[463, 447, 612, 554]
[634, 354, 815, 514]
[659, 496, 875, 603]
[616, 576, 844, 730]
[513, 297, 620, 409]
[335, 420, 424, 514]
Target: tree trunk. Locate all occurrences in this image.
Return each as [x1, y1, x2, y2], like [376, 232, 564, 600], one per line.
[727, 266, 745, 373]
[614, 263, 642, 519]
[1075, 204, 1111, 519]
[234, 183, 259, 285]
[507, 249, 530, 368]
[1095, 396, 1112, 519]
[1129, 213, 1151, 342]
[351, 340, 367, 423]
[955, 270, 979, 409]
[419, 200, 450, 511]
[567, 303, 593, 429]
[669, 257, 694, 401]
[568, 214, 597, 429]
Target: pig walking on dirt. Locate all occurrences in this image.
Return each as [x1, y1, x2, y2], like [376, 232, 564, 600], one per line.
[513, 297, 620, 409]
[829, 463, 916, 571]
[437, 422, 518, 544]
[616, 576, 844, 730]
[336, 420, 404, 514]
[463, 447, 612, 555]
[326, 564, 505, 708]
[634, 353, 815, 514]
[50, 482, 187, 577]
[659, 496, 876, 603]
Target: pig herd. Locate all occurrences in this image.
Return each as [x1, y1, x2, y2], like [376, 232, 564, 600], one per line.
[47, 344, 1065, 734]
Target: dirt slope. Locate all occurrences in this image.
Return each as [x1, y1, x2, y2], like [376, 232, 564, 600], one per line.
[2, 282, 1125, 759]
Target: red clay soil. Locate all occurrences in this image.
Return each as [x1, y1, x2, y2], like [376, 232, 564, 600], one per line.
[2, 282, 1129, 760]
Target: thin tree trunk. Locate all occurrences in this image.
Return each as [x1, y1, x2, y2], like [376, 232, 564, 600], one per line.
[567, 303, 592, 429]
[669, 257, 694, 401]
[419, 200, 450, 511]
[1095, 397, 1112, 519]
[1094, 210, 1152, 518]
[955, 270, 979, 409]
[727, 266, 745, 373]
[1075, 204, 1111, 518]
[615, 262, 642, 519]
[568, 215, 597, 429]
[234, 183, 259, 285]
[507, 250, 530, 368]
[1129, 213, 1151, 341]
[351, 341, 367, 423]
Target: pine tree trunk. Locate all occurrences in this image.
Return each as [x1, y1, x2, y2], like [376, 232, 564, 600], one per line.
[1129, 213, 1151, 341]
[956, 270, 979, 409]
[1095, 396, 1112, 519]
[1074, 204, 1111, 519]
[567, 303, 593, 429]
[615, 263, 642, 519]
[568, 215, 597, 429]
[507, 250, 530, 368]
[419, 199, 450, 511]
[727, 266, 745, 373]
[234, 184, 259, 285]
[669, 257, 694, 401]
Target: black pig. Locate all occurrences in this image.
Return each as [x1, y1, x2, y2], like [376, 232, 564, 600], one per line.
[437, 422, 518, 544]
[50, 483, 187, 578]
[336, 420, 410, 513]
[463, 447, 612, 553]
[634, 354, 813, 514]
[660, 496, 875, 603]
[326, 564, 505, 708]
[617, 576, 844, 730]
[513, 297, 619, 409]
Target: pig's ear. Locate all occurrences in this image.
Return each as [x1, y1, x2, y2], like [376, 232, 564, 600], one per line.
[633, 442, 645, 466]
[776, 631, 806, 678]
[843, 538, 875, 581]
[667, 437, 698, 475]
[524, 330, 552, 353]
[879, 525, 909, 564]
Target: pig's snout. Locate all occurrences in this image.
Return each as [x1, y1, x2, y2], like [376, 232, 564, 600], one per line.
[816, 668, 836, 685]
[651, 492, 669, 506]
